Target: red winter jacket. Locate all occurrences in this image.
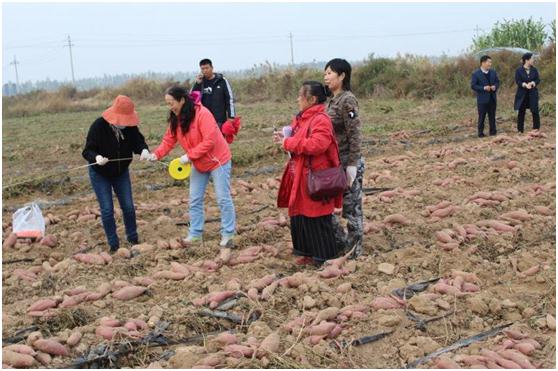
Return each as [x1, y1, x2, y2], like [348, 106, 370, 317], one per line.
[277, 104, 343, 217]
[153, 103, 232, 173]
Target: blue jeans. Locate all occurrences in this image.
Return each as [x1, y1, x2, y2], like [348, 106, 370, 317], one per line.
[88, 167, 138, 249]
[189, 160, 236, 238]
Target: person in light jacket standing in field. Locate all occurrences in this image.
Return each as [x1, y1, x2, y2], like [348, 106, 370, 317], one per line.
[145, 86, 236, 249]
[514, 52, 541, 133]
[323, 58, 364, 259]
[471, 55, 500, 137]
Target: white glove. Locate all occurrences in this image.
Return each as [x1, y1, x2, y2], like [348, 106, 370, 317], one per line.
[179, 154, 190, 164]
[147, 153, 158, 161]
[95, 155, 109, 166]
[139, 149, 151, 161]
[346, 166, 357, 188]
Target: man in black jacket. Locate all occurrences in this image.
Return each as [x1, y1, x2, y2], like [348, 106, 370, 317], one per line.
[471, 55, 500, 137]
[191, 59, 235, 129]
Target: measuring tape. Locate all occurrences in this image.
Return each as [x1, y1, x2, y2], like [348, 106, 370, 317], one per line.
[3, 157, 175, 190]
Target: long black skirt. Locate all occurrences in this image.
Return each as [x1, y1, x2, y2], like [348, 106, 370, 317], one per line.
[291, 214, 340, 263]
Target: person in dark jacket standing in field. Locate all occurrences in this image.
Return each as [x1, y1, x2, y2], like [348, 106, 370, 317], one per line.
[514, 52, 541, 133]
[191, 59, 236, 130]
[82, 95, 151, 252]
[323, 58, 364, 259]
[471, 55, 500, 137]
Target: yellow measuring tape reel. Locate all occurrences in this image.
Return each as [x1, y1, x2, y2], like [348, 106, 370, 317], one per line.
[168, 158, 192, 180]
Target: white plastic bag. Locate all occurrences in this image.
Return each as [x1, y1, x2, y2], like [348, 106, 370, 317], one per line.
[12, 203, 45, 239]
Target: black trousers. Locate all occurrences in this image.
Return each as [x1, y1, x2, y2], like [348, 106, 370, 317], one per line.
[477, 99, 497, 136]
[517, 98, 540, 132]
[291, 215, 340, 262]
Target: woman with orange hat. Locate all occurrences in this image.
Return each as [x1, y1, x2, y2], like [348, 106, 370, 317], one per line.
[82, 95, 152, 252]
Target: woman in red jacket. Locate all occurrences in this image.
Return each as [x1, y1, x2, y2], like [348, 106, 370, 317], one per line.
[275, 81, 343, 266]
[146, 86, 236, 248]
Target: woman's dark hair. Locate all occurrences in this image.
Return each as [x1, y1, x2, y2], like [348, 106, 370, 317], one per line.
[165, 86, 195, 136]
[325, 58, 352, 91]
[521, 52, 533, 65]
[301, 81, 328, 105]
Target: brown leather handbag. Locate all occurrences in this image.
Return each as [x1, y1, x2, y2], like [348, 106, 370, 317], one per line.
[305, 114, 347, 201]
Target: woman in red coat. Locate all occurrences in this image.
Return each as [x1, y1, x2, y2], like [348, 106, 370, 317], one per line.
[275, 81, 343, 266]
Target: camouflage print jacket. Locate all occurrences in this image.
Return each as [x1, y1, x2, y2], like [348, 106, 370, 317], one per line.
[327, 90, 362, 167]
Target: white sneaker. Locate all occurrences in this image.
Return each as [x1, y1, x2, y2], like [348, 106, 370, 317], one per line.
[181, 235, 202, 246]
[219, 235, 234, 248]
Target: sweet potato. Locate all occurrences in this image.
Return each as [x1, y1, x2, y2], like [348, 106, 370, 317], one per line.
[199, 354, 224, 367]
[3, 344, 36, 356]
[498, 349, 535, 368]
[99, 251, 113, 264]
[2, 349, 35, 368]
[156, 239, 170, 249]
[308, 335, 326, 345]
[434, 356, 460, 369]
[40, 235, 57, 247]
[258, 332, 280, 356]
[207, 290, 236, 304]
[480, 349, 521, 369]
[500, 210, 532, 222]
[229, 255, 260, 266]
[214, 332, 238, 346]
[513, 342, 536, 355]
[73, 253, 106, 265]
[95, 326, 119, 340]
[336, 282, 352, 293]
[35, 351, 51, 366]
[247, 288, 259, 300]
[328, 324, 343, 338]
[503, 329, 528, 340]
[383, 213, 410, 225]
[66, 331, 82, 347]
[450, 270, 479, 283]
[224, 344, 254, 358]
[27, 299, 58, 313]
[318, 265, 345, 279]
[534, 205, 553, 216]
[435, 231, 454, 244]
[132, 276, 154, 286]
[154, 270, 186, 280]
[218, 248, 232, 263]
[547, 314, 556, 330]
[430, 282, 467, 297]
[3, 233, 18, 249]
[519, 265, 540, 277]
[453, 354, 488, 366]
[431, 206, 455, 218]
[307, 321, 337, 336]
[112, 286, 147, 301]
[100, 317, 122, 327]
[312, 307, 340, 325]
[249, 274, 276, 290]
[462, 282, 480, 292]
[33, 339, 69, 356]
[371, 296, 404, 310]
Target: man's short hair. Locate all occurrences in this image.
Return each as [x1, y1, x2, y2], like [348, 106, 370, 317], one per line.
[480, 55, 491, 64]
[199, 59, 213, 67]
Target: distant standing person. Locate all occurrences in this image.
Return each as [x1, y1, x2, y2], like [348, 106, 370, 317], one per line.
[514, 52, 541, 133]
[323, 58, 364, 259]
[82, 95, 151, 252]
[471, 55, 500, 137]
[191, 59, 236, 130]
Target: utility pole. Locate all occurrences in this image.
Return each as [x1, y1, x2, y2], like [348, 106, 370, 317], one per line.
[9, 55, 20, 94]
[289, 32, 294, 65]
[65, 35, 76, 85]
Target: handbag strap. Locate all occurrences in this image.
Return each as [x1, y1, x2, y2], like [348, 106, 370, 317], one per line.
[305, 112, 339, 170]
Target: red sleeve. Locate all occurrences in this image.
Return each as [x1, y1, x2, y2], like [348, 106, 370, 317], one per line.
[283, 115, 332, 156]
[153, 125, 177, 160]
[188, 109, 218, 160]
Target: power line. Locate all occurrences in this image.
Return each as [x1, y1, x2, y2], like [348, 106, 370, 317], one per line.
[9, 55, 20, 93]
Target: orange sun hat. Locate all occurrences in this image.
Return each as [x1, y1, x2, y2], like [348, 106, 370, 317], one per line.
[102, 95, 140, 126]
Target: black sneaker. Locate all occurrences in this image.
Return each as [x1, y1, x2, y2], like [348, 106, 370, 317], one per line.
[109, 245, 119, 254]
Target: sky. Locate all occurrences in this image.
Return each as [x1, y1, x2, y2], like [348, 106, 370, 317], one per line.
[2, 2, 556, 84]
